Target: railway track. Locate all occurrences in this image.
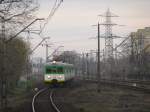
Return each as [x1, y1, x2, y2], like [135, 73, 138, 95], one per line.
[32, 88, 61, 112]
[82, 78, 150, 93]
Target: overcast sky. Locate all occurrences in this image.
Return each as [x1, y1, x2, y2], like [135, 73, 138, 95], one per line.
[31, 0, 150, 59]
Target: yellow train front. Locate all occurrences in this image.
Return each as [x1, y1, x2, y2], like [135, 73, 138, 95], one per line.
[44, 61, 75, 85]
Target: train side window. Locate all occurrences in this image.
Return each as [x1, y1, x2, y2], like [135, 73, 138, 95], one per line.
[66, 68, 68, 75]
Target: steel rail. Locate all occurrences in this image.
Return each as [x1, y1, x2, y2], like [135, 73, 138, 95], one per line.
[32, 88, 47, 112]
[50, 90, 61, 112]
[81, 78, 150, 93]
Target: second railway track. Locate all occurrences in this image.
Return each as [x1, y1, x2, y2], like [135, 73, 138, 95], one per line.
[32, 88, 61, 112]
[82, 78, 150, 93]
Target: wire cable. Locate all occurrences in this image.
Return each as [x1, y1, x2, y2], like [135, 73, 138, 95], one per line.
[39, 0, 63, 35]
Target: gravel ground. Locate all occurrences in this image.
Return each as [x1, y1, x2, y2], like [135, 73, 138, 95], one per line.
[6, 82, 46, 112]
[52, 80, 82, 112]
[34, 88, 56, 112]
[7, 81, 81, 112]
[6, 80, 150, 112]
[63, 82, 150, 112]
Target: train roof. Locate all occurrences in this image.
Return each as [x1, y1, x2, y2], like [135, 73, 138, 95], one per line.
[45, 61, 74, 67]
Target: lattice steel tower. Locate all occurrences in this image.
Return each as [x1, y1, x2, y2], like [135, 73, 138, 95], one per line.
[100, 9, 118, 60]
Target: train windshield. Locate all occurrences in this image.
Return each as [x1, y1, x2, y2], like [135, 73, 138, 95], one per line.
[46, 66, 63, 74]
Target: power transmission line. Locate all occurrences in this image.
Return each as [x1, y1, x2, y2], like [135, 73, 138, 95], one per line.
[39, 0, 63, 35]
[51, 38, 93, 44]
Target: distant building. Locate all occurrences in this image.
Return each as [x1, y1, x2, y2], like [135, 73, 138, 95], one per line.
[131, 27, 150, 54]
[130, 27, 150, 80]
[31, 57, 45, 75]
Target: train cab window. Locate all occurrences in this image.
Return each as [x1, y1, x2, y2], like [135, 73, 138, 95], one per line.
[46, 68, 52, 73]
[46, 67, 57, 74]
[52, 69, 57, 73]
[57, 67, 63, 74]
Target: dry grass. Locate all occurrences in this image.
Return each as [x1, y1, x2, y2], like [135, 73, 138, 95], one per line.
[64, 83, 150, 112]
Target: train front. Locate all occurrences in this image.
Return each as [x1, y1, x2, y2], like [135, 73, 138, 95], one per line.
[44, 62, 65, 85]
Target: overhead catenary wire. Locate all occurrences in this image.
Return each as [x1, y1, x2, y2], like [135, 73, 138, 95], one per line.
[39, 0, 63, 35]
[49, 37, 99, 45]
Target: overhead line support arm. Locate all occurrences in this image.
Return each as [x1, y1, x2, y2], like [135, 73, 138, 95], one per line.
[6, 18, 44, 43]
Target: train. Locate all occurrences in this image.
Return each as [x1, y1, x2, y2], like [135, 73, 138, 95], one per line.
[44, 61, 75, 84]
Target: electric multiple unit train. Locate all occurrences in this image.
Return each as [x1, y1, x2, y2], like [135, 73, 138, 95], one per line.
[44, 61, 75, 84]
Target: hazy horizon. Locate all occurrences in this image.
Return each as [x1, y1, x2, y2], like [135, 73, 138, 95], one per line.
[31, 0, 150, 59]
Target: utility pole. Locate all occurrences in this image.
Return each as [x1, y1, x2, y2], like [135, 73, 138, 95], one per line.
[26, 31, 31, 90]
[0, 18, 44, 111]
[46, 41, 48, 62]
[97, 22, 101, 92]
[45, 40, 52, 63]
[0, 1, 23, 110]
[86, 53, 89, 79]
[92, 22, 101, 92]
[1, 16, 7, 112]
[82, 53, 85, 80]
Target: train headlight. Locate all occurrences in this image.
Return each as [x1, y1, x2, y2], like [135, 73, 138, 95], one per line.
[47, 76, 51, 79]
[52, 61, 56, 64]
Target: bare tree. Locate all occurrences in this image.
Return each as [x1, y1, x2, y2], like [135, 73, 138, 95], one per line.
[0, 1, 39, 110]
[0, 0, 39, 36]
